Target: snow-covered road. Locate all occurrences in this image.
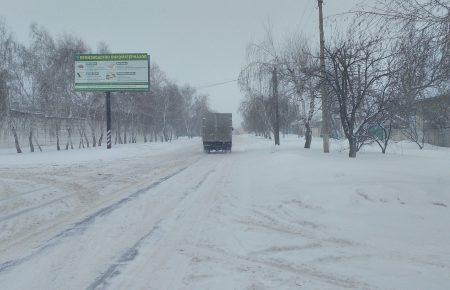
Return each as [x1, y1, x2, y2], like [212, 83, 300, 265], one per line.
[1, 135, 449, 289]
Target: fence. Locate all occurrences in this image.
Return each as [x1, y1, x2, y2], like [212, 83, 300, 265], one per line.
[0, 109, 169, 151]
[424, 128, 450, 147]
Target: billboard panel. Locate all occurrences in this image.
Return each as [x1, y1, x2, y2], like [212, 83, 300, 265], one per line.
[74, 53, 149, 92]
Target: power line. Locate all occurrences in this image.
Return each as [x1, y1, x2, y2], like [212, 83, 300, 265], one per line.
[195, 79, 238, 90]
[298, 0, 313, 29]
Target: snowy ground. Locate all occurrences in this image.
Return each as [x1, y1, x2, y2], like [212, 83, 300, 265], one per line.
[0, 135, 449, 290]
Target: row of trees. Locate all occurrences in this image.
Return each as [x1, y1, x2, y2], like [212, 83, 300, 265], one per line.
[0, 21, 210, 153]
[239, 0, 449, 157]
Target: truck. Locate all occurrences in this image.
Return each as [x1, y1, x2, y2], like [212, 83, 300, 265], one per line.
[202, 113, 232, 153]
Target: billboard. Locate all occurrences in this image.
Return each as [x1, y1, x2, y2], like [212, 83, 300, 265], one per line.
[74, 53, 149, 92]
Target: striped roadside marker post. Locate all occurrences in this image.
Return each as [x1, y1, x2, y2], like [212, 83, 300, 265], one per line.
[106, 91, 112, 149]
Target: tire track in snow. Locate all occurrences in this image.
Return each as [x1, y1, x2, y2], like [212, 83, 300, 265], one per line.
[0, 152, 198, 224]
[0, 155, 199, 250]
[87, 168, 215, 290]
[0, 159, 201, 274]
[0, 193, 73, 223]
[87, 221, 164, 290]
[0, 186, 53, 203]
[193, 244, 369, 289]
[101, 157, 232, 290]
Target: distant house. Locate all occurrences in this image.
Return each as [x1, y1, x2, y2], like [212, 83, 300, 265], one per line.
[306, 94, 450, 147]
[310, 117, 344, 140]
[417, 94, 450, 147]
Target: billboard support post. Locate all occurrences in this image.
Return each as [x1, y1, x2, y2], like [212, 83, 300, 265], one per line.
[106, 92, 112, 149]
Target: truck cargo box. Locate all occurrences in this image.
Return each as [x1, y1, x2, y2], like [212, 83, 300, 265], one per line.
[202, 113, 232, 153]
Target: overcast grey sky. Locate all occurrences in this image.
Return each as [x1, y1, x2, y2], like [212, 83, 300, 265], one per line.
[1, 0, 365, 126]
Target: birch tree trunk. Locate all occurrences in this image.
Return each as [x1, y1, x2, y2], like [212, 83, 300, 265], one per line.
[9, 118, 22, 153]
[68, 127, 74, 149]
[33, 135, 42, 152]
[29, 128, 34, 152]
[83, 129, 90, 148]
[304, 123, 312, 149]
[91, 128, 97, 147]
[56, 123, 61, 151]
[98, 132, 103, 146]
[349, 136, 357, 158]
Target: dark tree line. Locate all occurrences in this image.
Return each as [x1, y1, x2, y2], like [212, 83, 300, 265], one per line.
[0, 21, 210, 153]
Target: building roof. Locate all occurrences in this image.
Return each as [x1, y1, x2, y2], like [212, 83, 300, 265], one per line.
[416, 93, 449, 104]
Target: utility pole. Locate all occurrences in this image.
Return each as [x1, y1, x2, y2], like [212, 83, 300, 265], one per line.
[318, 0, 330, 153]
[273, 66, 280, 146]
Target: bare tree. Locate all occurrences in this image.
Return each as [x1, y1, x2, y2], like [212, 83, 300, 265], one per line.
[352, 0, 450, 148]
[0, 20, 22, 153]
[281, 35, 319, 148]
[180, 85, 196, 138]
[239, 27, 282, 145]
[322, 33, 392, 157]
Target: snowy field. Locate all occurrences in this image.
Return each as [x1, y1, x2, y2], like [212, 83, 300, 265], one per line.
[0, 135, 449, 290]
